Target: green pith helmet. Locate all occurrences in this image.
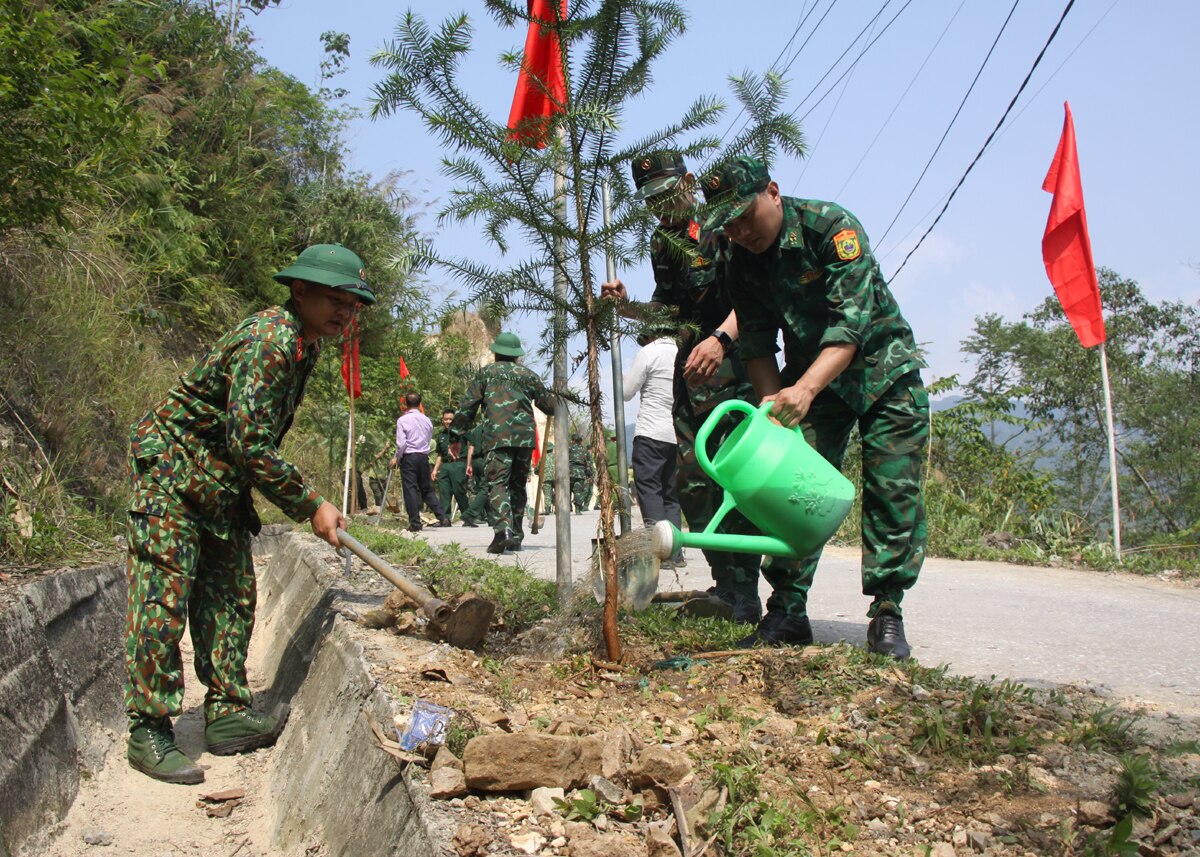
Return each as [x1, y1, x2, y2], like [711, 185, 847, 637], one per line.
[273, 243, 376, 305]
[701, 155, 770, 232]
[489, 331, 525, 357]
[631, 152, 688, 200]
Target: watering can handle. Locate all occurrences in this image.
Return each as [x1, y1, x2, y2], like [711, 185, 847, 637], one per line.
[694, 399, 800, 481]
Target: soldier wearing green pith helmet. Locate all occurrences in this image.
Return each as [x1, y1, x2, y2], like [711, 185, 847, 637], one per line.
[702, 155, 929, 659]
[452, 332, 555, 554]
[123, 243, 374, 783]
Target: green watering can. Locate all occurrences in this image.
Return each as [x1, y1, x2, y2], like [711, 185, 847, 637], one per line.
[651, 399, 856, 561]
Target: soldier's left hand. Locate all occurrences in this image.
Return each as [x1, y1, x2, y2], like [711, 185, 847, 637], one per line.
[683, 335, 724, 383]
[762, 384, 814, 428]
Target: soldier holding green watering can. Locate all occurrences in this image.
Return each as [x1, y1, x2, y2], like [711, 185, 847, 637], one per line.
[702, 156, 929, 660]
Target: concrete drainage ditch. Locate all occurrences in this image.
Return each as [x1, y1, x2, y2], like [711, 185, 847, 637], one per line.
[0, 526, 446, 857]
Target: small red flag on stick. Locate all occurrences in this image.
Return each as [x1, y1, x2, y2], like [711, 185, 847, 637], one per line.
[341, 317, 361, 399]
[507, 0, 568, 148]
[398, 355, 410, 379]
[1042, 101, 1105, 348]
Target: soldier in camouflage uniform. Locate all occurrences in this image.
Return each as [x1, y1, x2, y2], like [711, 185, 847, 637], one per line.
[123, 243, 372, 783]
[601, 151, 770, 622]
[568, 432, 593, 513]
[462, 422, 487, 527]
[452, 332, 555, 554]
[703, 156, 929, 658]
[432, 407, 471, 523]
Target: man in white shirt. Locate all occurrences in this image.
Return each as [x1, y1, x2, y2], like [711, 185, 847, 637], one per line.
[624, 325, 683, 563]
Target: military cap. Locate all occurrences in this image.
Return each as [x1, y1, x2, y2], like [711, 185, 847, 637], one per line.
[489, 331, 525, 357]
[631, 152, 688, 201]
[273, 243, 376, 305]
[700, 155, 770, 232]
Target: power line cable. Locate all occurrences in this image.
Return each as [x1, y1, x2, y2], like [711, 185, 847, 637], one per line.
[890, 0, 1079, 280]
[836, 0, 968, 200]
[789, 0, 894, 118]
[877, 0, 1021, 247]
[715, 0, 828, 145]
[794, 0, 916, 125]
[795, 9, 882, 186]
[993, 0, 1120, 143]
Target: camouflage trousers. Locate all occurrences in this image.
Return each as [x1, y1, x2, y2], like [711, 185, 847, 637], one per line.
[464, 460, 489, 524]
[124, 495, 255, 730]
[569, 470, 592, 512]
[437, 460, 470, 522]
[769, 370, 929, 619]
[675, 383, 769, 601]
[486, 446, 532, 542]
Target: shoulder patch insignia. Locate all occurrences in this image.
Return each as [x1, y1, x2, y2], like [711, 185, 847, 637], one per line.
[799, 270, 822, 284]
[691, 255, 708, 268]
[687, 221, 700, 241]
[832, 229, 861, 261]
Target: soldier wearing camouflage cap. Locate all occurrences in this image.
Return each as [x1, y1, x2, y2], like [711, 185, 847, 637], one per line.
[452, 332, 556, 554]
[702, 155, 929, 659]
[601, 151, 774, 622]
[123, 243, 374, 783]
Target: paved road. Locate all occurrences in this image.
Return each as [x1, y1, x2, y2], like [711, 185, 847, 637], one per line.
[399, 510, 1200, 714]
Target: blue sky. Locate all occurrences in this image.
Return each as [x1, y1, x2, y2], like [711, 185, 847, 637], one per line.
[249, 0, 1198, 404]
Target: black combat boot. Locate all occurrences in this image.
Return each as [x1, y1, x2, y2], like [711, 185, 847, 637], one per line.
[866, 604, 911, 660]
[736, 609, 813, 648]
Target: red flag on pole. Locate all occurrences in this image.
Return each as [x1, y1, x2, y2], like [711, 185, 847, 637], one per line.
[1042, 102, 1105, 348]
[341, 317, 361, 399]
[398, 355, 410, 379]
[507, 0, 567, 148]
[531, 425, 541, 468]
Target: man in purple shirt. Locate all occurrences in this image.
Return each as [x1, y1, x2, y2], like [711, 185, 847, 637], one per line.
[392, 392, 450, 532]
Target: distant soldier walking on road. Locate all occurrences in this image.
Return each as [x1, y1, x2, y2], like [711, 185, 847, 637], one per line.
[431, 407, 471, 523]
[568, 432, 593, 513]
[703, 155, 929, 658]
[123, 243, 372, 784]
[453, 332, 555, 554]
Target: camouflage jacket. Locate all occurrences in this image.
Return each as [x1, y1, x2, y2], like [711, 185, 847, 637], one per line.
[127, 302, 323, 537]
[649, 217, 750, 415]
[727, 197, 926, 416]
[435, 426, 468, 465]
[452, 361, 555, 454]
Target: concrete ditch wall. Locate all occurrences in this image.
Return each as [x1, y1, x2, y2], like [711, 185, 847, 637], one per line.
[0, 563, 127, 857]
[0, 527, 443, 857]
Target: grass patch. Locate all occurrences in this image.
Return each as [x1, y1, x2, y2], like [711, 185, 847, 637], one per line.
[346, 522, 556, 632]
[625, 604, 753, 653]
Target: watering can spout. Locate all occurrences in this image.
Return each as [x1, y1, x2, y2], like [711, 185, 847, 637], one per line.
[652, 520, 804, 561]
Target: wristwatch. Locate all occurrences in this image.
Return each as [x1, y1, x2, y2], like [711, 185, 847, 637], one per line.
[709, 329, 733, 353]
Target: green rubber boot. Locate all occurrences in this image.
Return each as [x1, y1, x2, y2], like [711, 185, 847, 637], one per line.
[127, 723, 205, 785]
[205, 705, 289, 756]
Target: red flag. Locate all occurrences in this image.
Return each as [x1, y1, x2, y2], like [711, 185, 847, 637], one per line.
[531, 426, 541, 468]
[398, 355, 410, 379]
[341, 317, 361, 399]
[1042, 102, 1105, 348]
[507, 0, 567, 148]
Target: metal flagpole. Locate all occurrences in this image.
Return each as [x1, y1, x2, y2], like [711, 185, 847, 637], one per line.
[601, 180, 632, 534]
[552, 127, 573, 602]
[1097, 342, 1121, 561]
[341, 406, 353, 514]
